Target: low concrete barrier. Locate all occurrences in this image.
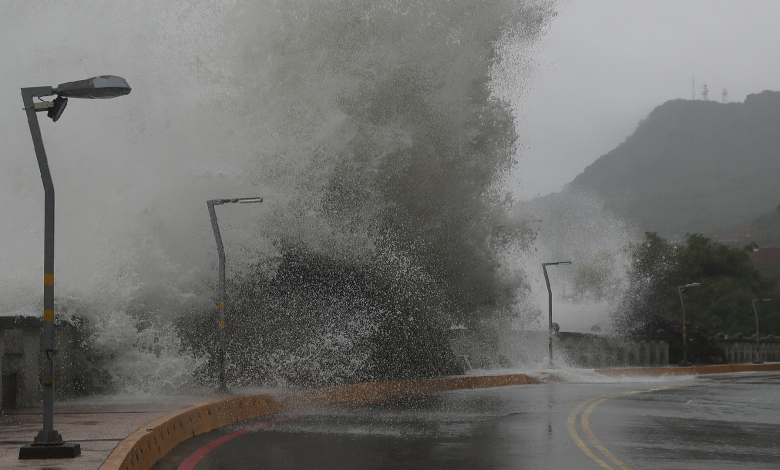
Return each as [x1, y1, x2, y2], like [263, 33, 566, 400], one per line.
[99, 373, 546, 470]
[457, 330, 671, 369]
[1, 315, 79, 409]
[595, 362, 780, 377]
[557, 333, 669, 368]
[100, 394, 283, 470]
[716, 337, 780, 363]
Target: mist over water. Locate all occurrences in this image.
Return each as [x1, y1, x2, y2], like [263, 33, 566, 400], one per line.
[1, 0, 557, 391]
[514, 188, 637, 337]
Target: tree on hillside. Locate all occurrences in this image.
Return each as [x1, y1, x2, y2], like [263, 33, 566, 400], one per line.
[615, 232, 679, 330]
[616, 233, 779, 362]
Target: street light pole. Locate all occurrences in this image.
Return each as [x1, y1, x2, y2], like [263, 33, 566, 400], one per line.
[18, 76, 131, 460]
[677, 282, 701, 367]
[542, 261, 571, 367]
[751, 298, 771, 364]
[207, 197, 263, 392]
[21, 86, 58, 450]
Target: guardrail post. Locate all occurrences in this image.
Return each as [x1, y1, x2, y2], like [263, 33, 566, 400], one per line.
[0, 333, 4, 410]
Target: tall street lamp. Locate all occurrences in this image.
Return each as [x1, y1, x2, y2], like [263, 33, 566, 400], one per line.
[19, 76, 131, 460]
[207, 197, 263, 392]
[751, 298, 771, 364]
[677, 282, 701, 367]
[542, 261, 571, 367]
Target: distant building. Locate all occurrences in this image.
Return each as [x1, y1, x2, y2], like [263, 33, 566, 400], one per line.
[712, 227, 753, 244]
[748, 248, 780, 263]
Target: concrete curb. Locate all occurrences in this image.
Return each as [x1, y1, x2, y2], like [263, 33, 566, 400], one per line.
[98, 373, 545, 470]
[595, 362, 780, 377]
[99, 363, 780, 470]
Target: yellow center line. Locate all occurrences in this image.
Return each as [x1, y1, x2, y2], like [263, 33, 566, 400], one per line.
[582, 395, 634, 470]
[567, 396, 615, 470]
[570, 379, 741, 469]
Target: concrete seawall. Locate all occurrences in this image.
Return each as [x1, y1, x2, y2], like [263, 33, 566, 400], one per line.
[716, 337, 780, 363]
[1, 316, 78, 409]
[453, 330, 671, 369]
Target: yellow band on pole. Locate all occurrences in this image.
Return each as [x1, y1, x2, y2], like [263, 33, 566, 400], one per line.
[219, 321, 226, 328]
[219, 301, 226, 309]
[44, 310, 54, 322]
[44, 273, 54, 285]
[43, 375, 53, 385]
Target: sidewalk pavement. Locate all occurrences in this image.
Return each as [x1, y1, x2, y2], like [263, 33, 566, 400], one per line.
[0, 397, 212, 470]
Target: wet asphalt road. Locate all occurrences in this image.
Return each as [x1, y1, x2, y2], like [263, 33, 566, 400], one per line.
[153, 372, 780, 469]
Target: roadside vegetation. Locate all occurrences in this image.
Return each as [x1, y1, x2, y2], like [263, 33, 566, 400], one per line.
[614, 232, 779, 363]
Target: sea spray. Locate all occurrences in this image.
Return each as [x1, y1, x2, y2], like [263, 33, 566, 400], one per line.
[229, 0, 552, 317]
[499, 187, 636, 367]
[1, 0, 557, 391]
[198, 0, 554, 385]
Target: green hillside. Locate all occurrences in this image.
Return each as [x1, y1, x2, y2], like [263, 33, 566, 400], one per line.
[749, 205, 780, 248]
[568, 91, 780, 240]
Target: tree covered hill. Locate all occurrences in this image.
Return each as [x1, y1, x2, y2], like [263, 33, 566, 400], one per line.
[568, 90, 780, 240]
[749, 205, 780, 248]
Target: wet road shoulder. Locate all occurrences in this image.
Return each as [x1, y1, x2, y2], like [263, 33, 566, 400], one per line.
[152, 372, 780, 470]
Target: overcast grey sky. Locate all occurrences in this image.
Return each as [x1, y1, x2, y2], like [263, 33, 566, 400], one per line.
[513, 0, 780, 200]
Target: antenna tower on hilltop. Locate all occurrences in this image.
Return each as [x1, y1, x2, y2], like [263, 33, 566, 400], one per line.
[702, 84, 709, 101]
[692, 76, 695, 100]
[722, 89, 728, 103]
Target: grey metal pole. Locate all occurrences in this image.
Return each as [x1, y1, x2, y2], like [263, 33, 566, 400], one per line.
[19, 87, 80, 458]
[542, 261, 571, 367]
[677, 283, 700, 367]
[752, 299, 760, 364]
[752, 298, 771, 364]
[19, 77, 129, 460]
[677, 286, 688, 365]
[207, 197, 262, 392]
[543, 264, 553, 366]
[22, 87, 59, 444]
[207, 200, 228, 391]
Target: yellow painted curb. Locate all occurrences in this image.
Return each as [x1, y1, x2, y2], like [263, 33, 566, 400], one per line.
[98, 373, 545, 470]
[595, 362, 780, 377]
[99, 394, 282, 470]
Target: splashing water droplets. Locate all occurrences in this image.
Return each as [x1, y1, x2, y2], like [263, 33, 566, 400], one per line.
[2, 0, 557, 392]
